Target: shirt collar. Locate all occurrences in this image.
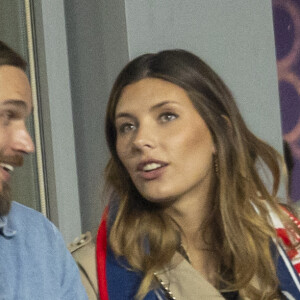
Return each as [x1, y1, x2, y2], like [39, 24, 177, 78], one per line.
[0, 214, 16, 237]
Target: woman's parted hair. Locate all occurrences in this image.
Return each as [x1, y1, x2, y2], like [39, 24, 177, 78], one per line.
[104, 49, 286, 299]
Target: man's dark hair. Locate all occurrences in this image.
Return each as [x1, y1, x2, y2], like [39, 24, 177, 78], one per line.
[0, 41, 27, 71]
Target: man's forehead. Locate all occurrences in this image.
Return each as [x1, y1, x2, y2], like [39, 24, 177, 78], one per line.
[0, 66, 32, 111]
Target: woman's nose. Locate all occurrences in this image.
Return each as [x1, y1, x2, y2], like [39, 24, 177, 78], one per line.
[132, 125, 155, 151]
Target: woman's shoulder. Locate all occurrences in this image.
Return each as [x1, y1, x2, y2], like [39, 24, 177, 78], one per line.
[68, 231, 98, 300]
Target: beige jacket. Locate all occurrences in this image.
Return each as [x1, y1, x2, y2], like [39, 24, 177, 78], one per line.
[155, 252, 226, 299]
[69, 232, 229, 299]
[68, 232, 98, 300]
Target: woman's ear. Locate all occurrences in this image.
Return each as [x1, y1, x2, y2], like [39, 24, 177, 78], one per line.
[222, 114, 232, 128]
[212, 145, 217, 154]
[222, 115, 234, 139]
[212, 115, 232, 154]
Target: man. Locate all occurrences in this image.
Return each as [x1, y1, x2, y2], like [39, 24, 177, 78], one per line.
[0, 41, 88, 299]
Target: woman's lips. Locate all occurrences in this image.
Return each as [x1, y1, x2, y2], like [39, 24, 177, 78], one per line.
[137, 162, 168, 180]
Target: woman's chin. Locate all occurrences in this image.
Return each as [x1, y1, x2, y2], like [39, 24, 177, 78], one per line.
[143, 193, 177, 206]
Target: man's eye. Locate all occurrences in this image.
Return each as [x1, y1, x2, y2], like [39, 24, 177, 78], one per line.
[159, 112, 178, 123]
[4, 111, 14, 119]
[0, 111, 14, 125]
[118, 123, 136, 134]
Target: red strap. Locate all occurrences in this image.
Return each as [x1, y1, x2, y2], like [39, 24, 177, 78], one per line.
[96, 206, 109, 300]
[281, 206, 300, 230]
[280, 205, 300, 242]
[276, 228, 292, 247]
[278, 205, 300, 276]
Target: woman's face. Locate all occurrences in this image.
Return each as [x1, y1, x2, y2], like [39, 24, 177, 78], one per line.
[115, 78, 216, 204]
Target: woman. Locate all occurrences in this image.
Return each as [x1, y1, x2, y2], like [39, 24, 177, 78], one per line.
[80, 49, 300, 299]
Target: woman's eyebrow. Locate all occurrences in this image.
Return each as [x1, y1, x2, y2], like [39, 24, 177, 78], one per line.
[115, 101, 179, 120]
[115, 112, 134, 120]
[150, 100, 178, 111]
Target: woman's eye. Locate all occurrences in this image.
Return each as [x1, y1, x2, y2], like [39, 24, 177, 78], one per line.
[159, 112, 178, 123]
[118, 123, 136, 134]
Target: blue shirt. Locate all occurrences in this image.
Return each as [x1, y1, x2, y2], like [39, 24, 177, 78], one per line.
[0, 201, 88, 300]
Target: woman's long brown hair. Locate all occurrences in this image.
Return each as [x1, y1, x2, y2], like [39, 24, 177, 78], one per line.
[104, 49, 293, 299]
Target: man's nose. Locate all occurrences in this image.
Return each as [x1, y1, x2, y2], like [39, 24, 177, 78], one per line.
[11, 122, 35, 154]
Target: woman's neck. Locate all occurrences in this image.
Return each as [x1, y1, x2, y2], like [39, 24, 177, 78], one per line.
[164, 181, 215, 247]
[163, 180, 219, 285]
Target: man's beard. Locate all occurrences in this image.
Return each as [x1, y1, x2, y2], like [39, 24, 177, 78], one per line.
[0, 182, 11, 216]
[0, 152, 23, 216]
